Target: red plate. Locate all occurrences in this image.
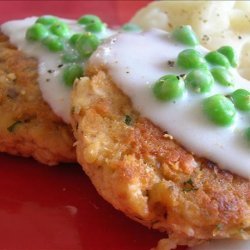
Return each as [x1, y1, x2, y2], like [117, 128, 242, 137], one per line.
[0, 1, 186, 250]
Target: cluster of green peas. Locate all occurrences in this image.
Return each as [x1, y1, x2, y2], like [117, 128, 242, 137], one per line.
[26, 15, 141, 86]
[25, 15, 107, 86]
[153, 26, 250, 140]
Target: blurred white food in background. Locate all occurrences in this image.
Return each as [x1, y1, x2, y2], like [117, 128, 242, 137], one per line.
[131, 1, 250, 80]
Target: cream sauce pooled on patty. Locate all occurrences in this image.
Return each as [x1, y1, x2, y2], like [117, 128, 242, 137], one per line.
[90, 29, 250, 179]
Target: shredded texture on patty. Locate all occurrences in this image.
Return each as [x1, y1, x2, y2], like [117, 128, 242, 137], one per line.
[0, 32, 75, 165]
[72, 69, 250, 249]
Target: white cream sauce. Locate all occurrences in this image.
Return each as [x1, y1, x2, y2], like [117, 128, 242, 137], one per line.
[90, 29, 250, 179]
[1, 17, 113, 123]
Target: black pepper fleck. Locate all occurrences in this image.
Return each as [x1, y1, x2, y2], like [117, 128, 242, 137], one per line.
[167, 60, 175, 67]
[58, 64, 63, 68]
[47, 69, 55, 73]
[111, 38, 117, 44]
[202, 34, 210, 42]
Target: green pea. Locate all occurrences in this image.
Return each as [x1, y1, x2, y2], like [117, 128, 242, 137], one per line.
[205, 51, 230, 68]
[50, 22, 69, 38]
[78, 15, 104, 33]
[42, 36, 64, 52]
[210, 67, 233, 87]
[85, 20, 105, 33]
[122, 23, 141, 32]
[177, 49, 208, 70]
[172, 25, 199, 46]
[185, 69, 214, 93]
[218, 46, 237, 67]
[36, 16, 58, 26]
[62, 52, 81, 63]
[244, 127, 250, 142]
[153, 75, 185, 101]
[26, 23, 49, 41]
[78, 15, 101, 25]
[69, 33, 82, 46]
[75, 33, 100, 58]
[63, 64, 84, 86]
[230, 89, 250, 111]
[203, 94, 236, 126]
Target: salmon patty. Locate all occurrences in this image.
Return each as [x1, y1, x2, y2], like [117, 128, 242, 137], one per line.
[0, 32, 76, 165]
[71, 70, 250, 249]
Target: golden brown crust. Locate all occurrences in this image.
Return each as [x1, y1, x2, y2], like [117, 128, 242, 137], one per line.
[71, 70, 250, 247]
[0, 32, 76, 165]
